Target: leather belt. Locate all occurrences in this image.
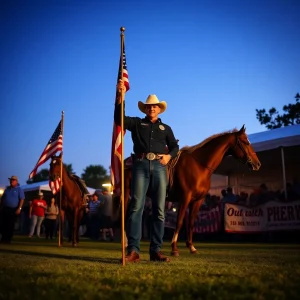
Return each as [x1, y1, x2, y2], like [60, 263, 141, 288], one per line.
[136, 152, 162, 160]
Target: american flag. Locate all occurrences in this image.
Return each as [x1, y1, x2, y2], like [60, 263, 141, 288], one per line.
[29, 120, 63, 179]
[186, 204, 222, 233]
[49, 178, 61, 195]
[111, 40, 130, 194]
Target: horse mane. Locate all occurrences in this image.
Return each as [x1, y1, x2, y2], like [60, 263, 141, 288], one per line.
[181, 128, 238, 153]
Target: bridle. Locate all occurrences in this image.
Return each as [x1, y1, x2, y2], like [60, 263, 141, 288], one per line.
[233, 134, 253, 165]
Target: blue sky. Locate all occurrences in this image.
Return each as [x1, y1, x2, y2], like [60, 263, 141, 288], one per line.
[0, 0, 299, 187]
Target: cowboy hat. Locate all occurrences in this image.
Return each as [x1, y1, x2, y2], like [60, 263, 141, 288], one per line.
[138, 95, 167, 114]
[38, 191, 44, 196]
[8, 175, 18, 181]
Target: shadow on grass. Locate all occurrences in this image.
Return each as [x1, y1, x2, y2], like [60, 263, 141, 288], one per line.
[0, 248, 121, 264]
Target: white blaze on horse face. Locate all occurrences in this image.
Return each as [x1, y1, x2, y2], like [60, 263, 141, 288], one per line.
[53, 160, 56, 164]
[247, 137, 251, 144]
[171, 232, 179, 243]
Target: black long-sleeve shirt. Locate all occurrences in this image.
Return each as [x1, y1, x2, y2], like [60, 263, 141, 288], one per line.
[114, 103, 179, 158]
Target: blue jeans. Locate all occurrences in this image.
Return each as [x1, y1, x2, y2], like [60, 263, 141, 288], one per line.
[29, 215, 44, 237]
[126, 158, 167, 254]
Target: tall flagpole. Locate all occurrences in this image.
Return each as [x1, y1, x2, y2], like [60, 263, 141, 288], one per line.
[120, 27, 126, 266]
[58, 110, 64, 247]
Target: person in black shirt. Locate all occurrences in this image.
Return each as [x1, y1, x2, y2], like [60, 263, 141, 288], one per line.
[115, 80, 179, 263]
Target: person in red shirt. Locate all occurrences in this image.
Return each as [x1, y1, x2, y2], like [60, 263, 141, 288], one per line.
[29, 191, 47, 238]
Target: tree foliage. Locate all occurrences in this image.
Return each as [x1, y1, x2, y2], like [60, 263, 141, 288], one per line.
[64, 163, 75, 174]
[27, 163, 74, 184]
[256, 93, 300, 129]
[81, 165, 110, 189]
[26, 168, 49, 184]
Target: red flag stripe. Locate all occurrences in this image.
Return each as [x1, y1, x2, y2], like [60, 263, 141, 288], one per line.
[29, 121, 63, 179]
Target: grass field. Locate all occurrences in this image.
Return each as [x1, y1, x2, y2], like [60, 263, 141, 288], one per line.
[0, 236, 299, 300]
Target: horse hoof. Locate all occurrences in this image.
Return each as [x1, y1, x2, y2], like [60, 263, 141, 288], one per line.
[171, 250, 179, 257]
[72, 244, 77, 247]
[190, 250, 198, 254]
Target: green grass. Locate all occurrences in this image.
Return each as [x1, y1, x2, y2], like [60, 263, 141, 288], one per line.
[0, 236, 299, 300]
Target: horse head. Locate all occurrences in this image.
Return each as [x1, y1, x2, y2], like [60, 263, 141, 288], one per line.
[49, 153, 62, 181]
[229, 125, 261, 171]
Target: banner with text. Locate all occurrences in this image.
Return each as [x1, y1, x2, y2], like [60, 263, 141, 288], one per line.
[225, 200, 300, 232]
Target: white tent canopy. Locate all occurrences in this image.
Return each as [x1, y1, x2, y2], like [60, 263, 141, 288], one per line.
[215, 124, 300, 198]
[216, 124, 300, 174]
[20, 181, 96, 195]
[249, 124, 300, 152]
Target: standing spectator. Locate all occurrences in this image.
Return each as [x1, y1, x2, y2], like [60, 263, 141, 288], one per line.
[44, 197, 59, 239]
[29, 191, 47, 238]
[0, 176, 24, 244]
[86, 193, 101, 240]
[99, 187, 114, 241]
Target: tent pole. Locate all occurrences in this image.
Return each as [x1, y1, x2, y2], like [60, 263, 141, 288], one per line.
[280, 147, 287, 200]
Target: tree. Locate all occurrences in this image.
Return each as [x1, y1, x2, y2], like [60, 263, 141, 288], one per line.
[81, 165, 110, 189]
[256, 93, 300, 129]
[27, 163, 74, 184]
[26, 168, 49, 184]
[64, 163, 75, 174]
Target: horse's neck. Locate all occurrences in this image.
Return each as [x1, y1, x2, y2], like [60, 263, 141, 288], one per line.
[194, 134, 234, 170]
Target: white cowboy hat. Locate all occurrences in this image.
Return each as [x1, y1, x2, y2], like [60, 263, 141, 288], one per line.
[38, 191, 43, 196]
[138, 95, 167, 114]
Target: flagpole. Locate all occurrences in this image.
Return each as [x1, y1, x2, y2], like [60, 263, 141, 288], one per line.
[58, 111, 64, 247]
[120, 27, 126, 266]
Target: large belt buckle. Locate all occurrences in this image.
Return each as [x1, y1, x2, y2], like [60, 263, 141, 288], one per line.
[146, 152, 156, 160]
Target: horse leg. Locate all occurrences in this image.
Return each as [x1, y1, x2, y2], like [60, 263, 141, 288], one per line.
[171, 199, 190, 256]
[186, 200, 203, 254]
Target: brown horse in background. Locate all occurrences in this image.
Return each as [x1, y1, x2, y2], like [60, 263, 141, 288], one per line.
[113, 125, 261, 256]
[49, 154, 87, 247]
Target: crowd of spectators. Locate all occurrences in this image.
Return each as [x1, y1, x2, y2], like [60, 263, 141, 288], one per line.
[201, 177, 300, 210]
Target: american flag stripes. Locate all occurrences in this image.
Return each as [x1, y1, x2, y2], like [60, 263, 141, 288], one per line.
[49, 178, 61, 195]
[111, 39, 130, 194]
[29, 120, 63, 179]
[187, 204, 222, 233]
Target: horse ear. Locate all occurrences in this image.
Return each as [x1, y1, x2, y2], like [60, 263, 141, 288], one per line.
[239, 125, 246, 133]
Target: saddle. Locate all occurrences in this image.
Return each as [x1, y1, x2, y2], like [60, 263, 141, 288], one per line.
[69, 174, 90, 200]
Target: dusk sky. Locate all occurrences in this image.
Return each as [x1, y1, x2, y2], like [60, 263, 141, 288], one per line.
[0, 0, 299, 187]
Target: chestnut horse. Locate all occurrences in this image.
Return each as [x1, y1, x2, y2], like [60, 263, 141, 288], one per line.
[114, 125, 261, 255]
[49, 154, 87, 247]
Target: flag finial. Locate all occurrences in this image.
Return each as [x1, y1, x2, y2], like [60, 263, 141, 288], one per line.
[120, 27, 125, 33]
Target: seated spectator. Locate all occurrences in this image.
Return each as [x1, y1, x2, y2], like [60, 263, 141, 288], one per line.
[249, 188, 260, 206]
[222, 187, 237, 204]
[221, 189, 227, 198]
[237, 192, 248, 204]
[257, 183, 272, 204]
[292, 177, 300, 198]
[285, 182, 299, 201]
